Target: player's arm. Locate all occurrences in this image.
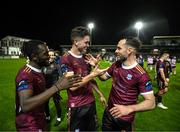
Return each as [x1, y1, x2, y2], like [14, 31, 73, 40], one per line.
[92, 81, 107, 107]
[159, 68, 168, 85]
[85, 53, 110, 81]
[18, 75, 81, 112]
[130, 92, 155, 112]
[69, 66, 108, 91]
[109, 93, 155, 118]
[98, 72, 110, 81]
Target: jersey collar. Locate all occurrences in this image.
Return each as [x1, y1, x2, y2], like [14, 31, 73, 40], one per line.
[26, 64, 42, 73]
[122, 62, 138, 69]
[68, 51, 82, 58]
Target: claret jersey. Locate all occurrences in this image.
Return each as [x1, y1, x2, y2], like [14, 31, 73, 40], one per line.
[106, 61, 153, 122]
[61, 51, 95, 108]
[15, 64, 46, 131]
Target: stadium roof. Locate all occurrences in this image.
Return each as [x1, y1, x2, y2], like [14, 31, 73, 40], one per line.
[153, 36, 180, 39]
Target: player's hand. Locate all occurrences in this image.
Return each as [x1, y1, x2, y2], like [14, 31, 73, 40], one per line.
[166, 78, 169, 83]
[99, 95, 107, 107]
[85, 53, 99, 66]
[55, 74, 82, 90]
[165, 81, 168, 87]
[90, 65, 109, 77]
[109, 104, 133, 118]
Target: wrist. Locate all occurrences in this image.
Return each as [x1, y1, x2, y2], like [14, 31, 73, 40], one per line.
[54, 84, 59, 92]
[128, 105, 135, 113]
[89, 72, 96, 78]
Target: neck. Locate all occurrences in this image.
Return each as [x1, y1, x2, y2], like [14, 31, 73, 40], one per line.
[70, 45, 82, 56]
[29, 61, 41, 69]
[123, 55, 137, 66]
[160, 58, 164, 62]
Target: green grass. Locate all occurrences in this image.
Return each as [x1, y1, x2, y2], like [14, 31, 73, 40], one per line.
[0, 59, 180, 131]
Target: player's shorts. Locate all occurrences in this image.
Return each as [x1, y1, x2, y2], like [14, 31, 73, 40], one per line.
[67, 101, 96, 131]
[172, 66, 176, 69]
[102, 108, 132, 131]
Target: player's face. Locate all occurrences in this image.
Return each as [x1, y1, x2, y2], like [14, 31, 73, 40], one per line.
[115, 39, 129, 61]
[164, 54, 170, 61]
[36, 44, 50, 67]
[48, 51, 55, 63]
[76, 36, 90, 54]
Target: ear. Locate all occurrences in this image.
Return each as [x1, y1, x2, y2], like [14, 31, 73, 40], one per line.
[127, 47, 134, 54]
[75, 41, 79, 46]
[31, 53, 38, 61]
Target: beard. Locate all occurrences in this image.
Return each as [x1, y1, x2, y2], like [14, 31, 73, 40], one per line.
[115, 53, 127, 62]
[38, 59, 50, 67]
[119, 56, 127, 62]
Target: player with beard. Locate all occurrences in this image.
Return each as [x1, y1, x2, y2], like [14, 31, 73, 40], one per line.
[86, 37, 155, 131]
[15, 40, 81, 131]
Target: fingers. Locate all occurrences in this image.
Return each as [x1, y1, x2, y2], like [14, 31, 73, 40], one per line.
[68, 75, 82, 84]
[85, 53, 93, 60]
[109, 106, 121, 118]
[72, 82, 81, 87]
[102, 101, 107, 107]
[85, 53, 93, 58]
[94, 64, 99, 70]
[84, 59, 90, 64]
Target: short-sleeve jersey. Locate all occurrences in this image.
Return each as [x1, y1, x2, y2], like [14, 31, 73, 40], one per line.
[171, 58, 176, 67]
[15, 64, 46, 131]
[106, 61, 153, 122]
[61, 51, 95, 108]
[156, 60, 168, 81]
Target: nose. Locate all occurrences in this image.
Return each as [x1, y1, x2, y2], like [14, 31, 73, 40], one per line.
[87, 43, 89, 47]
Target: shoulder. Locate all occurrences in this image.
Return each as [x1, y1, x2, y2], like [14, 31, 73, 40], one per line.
[16, 66, 33, 83]
[134, 64, 147, 75]
[61, 52, 71, 63]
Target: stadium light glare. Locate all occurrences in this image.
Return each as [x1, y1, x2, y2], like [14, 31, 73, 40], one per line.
[87, 22, 94, 45]
[134, 21, 143, 38]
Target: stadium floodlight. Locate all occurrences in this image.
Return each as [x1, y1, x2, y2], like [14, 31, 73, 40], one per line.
[134, 21, 143, 38]
[87, 22, 94, 45]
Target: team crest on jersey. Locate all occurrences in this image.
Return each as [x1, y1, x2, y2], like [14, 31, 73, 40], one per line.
[126, 74, 133, 80]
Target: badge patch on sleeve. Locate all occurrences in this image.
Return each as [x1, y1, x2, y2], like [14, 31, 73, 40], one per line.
[61, 64, 69, 74]
[17, 80, 29, 91]
[145, 81, 152, 91]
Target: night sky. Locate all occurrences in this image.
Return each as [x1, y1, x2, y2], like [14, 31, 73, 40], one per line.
[0, 0, 179, 49]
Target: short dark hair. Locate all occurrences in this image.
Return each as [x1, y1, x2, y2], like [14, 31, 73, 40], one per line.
[21, 40, 45, 60]
[125, 37, 142, 51]
[48, 49, 54, 52]
[71, 26, 90, 43]
[159, 50, 169, 57]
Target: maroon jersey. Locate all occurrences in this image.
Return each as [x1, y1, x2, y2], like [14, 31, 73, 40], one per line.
[156, 60, 168, 81]
[15, 64, 46, 131]
[106, 61, 153, 122]
[61, 51, 95, 108]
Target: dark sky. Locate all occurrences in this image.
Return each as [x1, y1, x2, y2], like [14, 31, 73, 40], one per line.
[0, 0, 179, 49]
